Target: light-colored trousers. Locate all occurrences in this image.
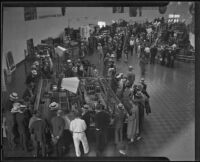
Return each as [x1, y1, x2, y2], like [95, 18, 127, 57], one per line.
[72, 132, 89, 157]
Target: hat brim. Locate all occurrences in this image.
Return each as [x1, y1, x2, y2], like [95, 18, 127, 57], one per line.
[9, 95, 19, 100]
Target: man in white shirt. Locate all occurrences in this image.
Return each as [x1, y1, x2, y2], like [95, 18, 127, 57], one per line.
[70, 112, 89, 157]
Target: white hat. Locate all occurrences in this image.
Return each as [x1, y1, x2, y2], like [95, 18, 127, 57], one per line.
[141, 78, 145, 82]
[116, 73, 123, 79]
[49, 102, 59, 110]
[67, 59, 72, 63]
[110, 54, 115, 58]
[118, 103, 124, 108]
[129, 66, 133, 70]
[83, 104, 89, 109]
[31, 64, 37, 70]
[9, 92, 19, 100]
[31, 70, 37, 75]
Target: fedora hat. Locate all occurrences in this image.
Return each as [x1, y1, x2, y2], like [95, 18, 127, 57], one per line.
[140, 78, 145, 82]
[49, 102, 59, 110]
[83, 104, 89, 109]
[9, 92, 19, 100]
[128, 66, 133, 70]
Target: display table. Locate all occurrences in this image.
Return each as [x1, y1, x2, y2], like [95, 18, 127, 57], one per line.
[33, 77, 124, 141]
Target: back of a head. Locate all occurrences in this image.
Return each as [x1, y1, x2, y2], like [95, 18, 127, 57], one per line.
[57, 109, 63, 116]
[74, 110, 81, 118]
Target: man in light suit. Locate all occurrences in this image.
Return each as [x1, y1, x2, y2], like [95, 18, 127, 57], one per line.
[70, 111, 89, 157]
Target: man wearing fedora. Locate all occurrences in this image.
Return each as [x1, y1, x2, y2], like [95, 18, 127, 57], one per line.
[5, 93, 19, 149]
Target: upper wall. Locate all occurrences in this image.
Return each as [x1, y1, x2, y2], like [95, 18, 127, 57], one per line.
[2, 3, 192, 69]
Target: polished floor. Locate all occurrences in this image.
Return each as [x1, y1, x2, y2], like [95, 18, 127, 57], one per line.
[3, 50, 195, 160]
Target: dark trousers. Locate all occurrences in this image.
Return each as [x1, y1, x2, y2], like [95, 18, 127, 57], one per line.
[130, 46, 134, 56]
[6, 129, 15, 150]
[115, 127, 123, 144]
[170, 58, 175, 68]
[54, 135, 65, 157]
[62, 130, 72, 153]
[31, 134, 46, 157]
[95, 129, 108, 157]
[139, 62, 146, 77]
[135, 44, 138, 54]
[150, 54, 156, 64]
[19, 132, 28, 151]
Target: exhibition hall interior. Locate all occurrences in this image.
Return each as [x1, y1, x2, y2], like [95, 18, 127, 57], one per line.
[1, 2, 195, 161]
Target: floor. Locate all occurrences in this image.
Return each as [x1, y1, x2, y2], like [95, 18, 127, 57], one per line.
[3, 49, 195, 160]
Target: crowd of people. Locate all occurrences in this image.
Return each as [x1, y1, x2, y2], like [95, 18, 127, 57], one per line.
[3, 16, 192, 158]
[2, 61, 151, 157]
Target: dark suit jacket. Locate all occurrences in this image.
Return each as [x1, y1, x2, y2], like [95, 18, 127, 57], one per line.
[94, 111, 110, 130]
[30, 119, 47, 143]
[127, 72, 135, 85]
[82, 111, 91, 129]
[51, 116, 65, 137]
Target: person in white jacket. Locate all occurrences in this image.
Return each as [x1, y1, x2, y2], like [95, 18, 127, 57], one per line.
[70, 111, 89, 157]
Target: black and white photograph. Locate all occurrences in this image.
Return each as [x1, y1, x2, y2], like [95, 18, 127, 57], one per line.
[1, 1, 198, 161]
